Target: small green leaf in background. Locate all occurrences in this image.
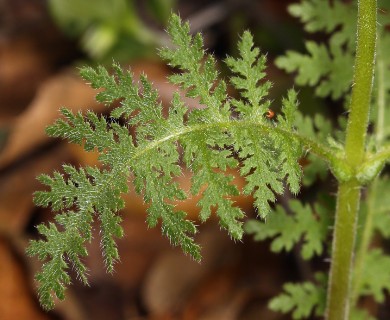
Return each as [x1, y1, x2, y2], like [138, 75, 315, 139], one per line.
[146, 0, 176, 23]
[245, 200, 331, 260]
[359, 249, 390, 303]
[48, 0, 166, 61]
[269, 274, 326, 319]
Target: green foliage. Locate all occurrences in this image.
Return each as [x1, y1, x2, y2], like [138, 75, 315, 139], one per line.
[275, 0, 356, 99]
[245, 200, 331, 260]
[293, 112, 334, 186]
[276, 0, 390, 102]
[28, 14, 303, 309]
[27, 164, 127, 309]
[48, 0, 171, 60]
[248, 1, 390, 319]
[28, 1, 390, 318]
[288, 0, 356, 46]
[359, 249, 390, 303]
[276, 41, 354, 99]
[350, 309, 377, 320]
[269, 274, 326, 319]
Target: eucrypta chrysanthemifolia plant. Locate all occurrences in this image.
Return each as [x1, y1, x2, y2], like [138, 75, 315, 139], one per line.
[27, 1, 390, 319]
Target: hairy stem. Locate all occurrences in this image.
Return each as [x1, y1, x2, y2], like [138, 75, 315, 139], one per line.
[327, 181, 361, 320]
[351, 37, 387, 306]
[343, 0, 376, 166]
[351, 178, 377, 306]
[130, 119, 337, 166]
[364, 147, 390, 168]
[326, 0, 377, 319]
[375, 40, 386, 147]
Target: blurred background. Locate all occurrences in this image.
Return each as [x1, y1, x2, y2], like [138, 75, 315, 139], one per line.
[0, 0, 337, 319]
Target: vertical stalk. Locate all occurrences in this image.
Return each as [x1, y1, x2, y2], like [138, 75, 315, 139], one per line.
[344, 0, 376, 167]
[351, 36, 386, 306]
[327, 181, 361, 319]
[351, 178, 377, 306]
[326, 0, 377, 319]
[375, 38, 386, 148]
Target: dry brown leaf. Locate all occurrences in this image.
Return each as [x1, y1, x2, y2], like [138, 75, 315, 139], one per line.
[0, 69, 104, 169]
[141, 224, 238, 316]
[181, 267, 240, 320]
[0, 144, 72, 235]
[0, 237, 49, 320]
[187, 288, 249, 320]
[0, 37, 51, 117]
[77, 212, 170, 292]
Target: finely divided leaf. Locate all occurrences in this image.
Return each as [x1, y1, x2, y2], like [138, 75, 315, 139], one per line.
[350, 308, 377, 320]
[359, 249, 390, 303]
[275, 41, 354, 99]
[269, 277, 326, 319]
[225, 31, 271, 118]
[225, 32, 302, 217]
[276, 0, 357, 100]
[160, 14, 225, 113]
[288, 0, 356, 47]
[29, 13, 304, 309]
[245, 200, 331, 260]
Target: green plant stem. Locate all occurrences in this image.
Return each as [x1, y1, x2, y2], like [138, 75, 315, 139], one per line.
[364, 147, 390, 168]
[351, 41, 387, 306]
[344, 0, 376, 167]
[327, 180, 361, 320]
[130, 119, 337, 165]
[325, 0, 377, 319]
[375, 41, 386, 147]
[351, 178, 378, 306]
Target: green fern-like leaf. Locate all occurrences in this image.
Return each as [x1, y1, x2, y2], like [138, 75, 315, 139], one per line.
[297, 114, 331, 186]
[277, 0, 390, 102]
[359, 248, 390, 303]
[269, 274, 326, 319]
[225, 33, 302, 217]
[28, 13, 303, 309]
[245, 199, 331, 260]
[275, 40, 354, 100]
[225, 31, 272, 117]
[27, 164, 126, 308]
[350, 308, 377, 320]
[276, 0, 356, 99]
[288, 0, 356, 47]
